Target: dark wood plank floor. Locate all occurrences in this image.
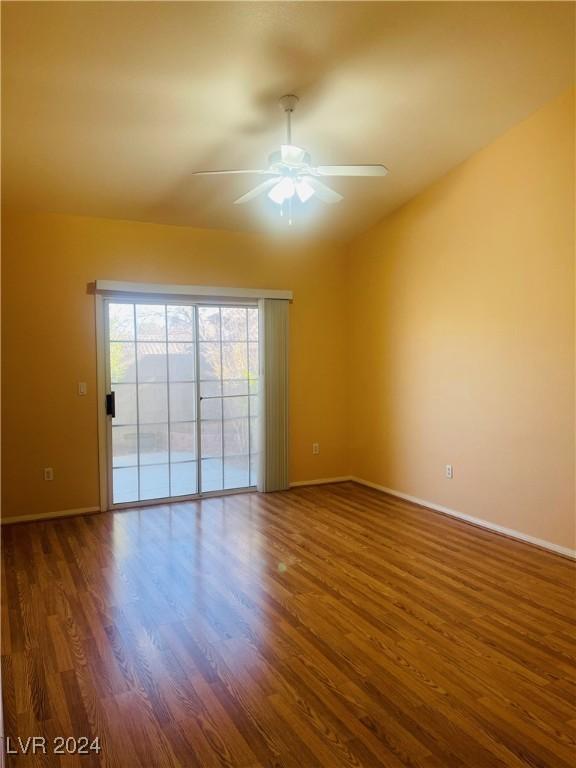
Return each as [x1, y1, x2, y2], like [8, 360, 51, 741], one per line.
[2, 482, 575, 767]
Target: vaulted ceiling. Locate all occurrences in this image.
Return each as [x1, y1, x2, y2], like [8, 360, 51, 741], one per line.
[2, 2, 574, 240]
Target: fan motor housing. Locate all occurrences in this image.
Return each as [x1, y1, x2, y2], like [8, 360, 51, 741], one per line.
[268, 149, 311, 171]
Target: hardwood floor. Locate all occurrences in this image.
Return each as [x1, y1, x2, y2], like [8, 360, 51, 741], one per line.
[2, 481, 575, 767]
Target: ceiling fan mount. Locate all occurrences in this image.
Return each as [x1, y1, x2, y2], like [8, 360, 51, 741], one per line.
[192, 94, 388, 222]
[279, 93, 299, 113]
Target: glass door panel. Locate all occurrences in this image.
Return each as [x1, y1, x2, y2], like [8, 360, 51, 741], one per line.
[198, 305, 259, 494]
[108, 301, 198, 504]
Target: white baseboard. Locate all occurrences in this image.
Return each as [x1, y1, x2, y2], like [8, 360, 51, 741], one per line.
[3, 480, 572, 561]
[290, 476, 352, 488]
[1, 506, 101, 525]
[350, 477, 576, 560]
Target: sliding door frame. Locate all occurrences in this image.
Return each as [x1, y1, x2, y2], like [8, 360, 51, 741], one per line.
[95, 283, 291, 512]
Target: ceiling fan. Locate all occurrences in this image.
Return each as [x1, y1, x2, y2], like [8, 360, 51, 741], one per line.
[192, 95, 388, 222]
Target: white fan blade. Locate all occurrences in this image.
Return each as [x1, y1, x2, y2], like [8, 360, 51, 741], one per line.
[315, 164, 388, 177]
[192, 169, 274, 176]
[303, 176, 343, 204]
[234, 178, 279, 205]
[281, 144, 307, 165]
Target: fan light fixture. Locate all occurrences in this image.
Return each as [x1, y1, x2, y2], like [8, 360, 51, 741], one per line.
[295, 178, 315, 203]
[192, 95, 389, 225]
[268, 176, 295, 204]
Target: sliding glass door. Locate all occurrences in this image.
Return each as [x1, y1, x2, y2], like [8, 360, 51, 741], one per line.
[105, 300, 259, 506]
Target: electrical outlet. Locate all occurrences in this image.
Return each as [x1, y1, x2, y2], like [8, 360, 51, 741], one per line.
[445, 464, 454, 479]
[44, 467, 54, 481]
[312, 443, 320, 455]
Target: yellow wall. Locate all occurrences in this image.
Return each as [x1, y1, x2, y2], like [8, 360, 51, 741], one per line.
[2, 90, 574, 553]
[348, 89, 575, 550]
[1, 215, 349, 518]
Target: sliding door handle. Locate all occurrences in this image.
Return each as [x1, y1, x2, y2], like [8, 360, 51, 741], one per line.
[105, 392, 116, 418]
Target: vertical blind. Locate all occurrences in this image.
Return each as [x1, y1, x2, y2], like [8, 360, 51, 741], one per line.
[258, 298, 289, 492]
